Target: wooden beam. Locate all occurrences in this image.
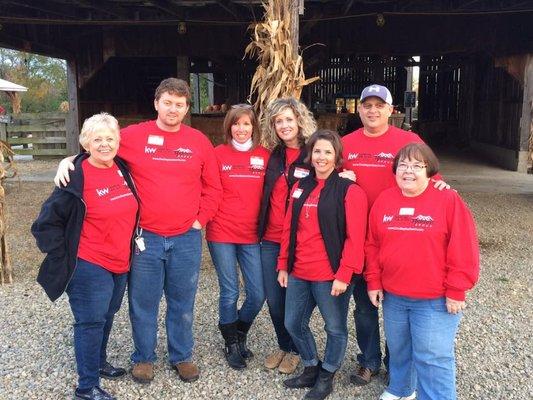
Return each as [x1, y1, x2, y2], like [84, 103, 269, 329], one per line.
[62, 0, 129, 19]
[215, 1, 240, 20]
[4, 0, 78, 19]
[65, 58, 80, 155]
[150, 0, 184, 18]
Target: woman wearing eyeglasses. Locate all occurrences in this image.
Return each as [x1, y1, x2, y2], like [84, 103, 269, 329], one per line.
[206, 104, 270, 370]
[365, 143, 479, 400]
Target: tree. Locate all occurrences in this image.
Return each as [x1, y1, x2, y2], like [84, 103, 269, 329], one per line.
[0, 48, 67, 113]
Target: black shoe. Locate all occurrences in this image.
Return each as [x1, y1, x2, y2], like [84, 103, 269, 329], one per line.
[74, 386, 116, 400]
[99, 361, 126, 380]
[236, 319, 254, 359]
[219, 322, 247, 370]
[304, 367, 334, 400]
[224, 342, 247, 370]
[283, 363, 320, 388]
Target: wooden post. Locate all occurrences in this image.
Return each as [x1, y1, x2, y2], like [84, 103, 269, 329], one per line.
[518, 54, 533, 172]
[0, 123, 6, 142]
[290, 0, 300, 59]
[176, 56, 191, 125]
[65, 58, 80, 155]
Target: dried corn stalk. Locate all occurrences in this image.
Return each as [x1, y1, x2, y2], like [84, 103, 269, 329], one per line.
[0, 140, 16, 284]
[244, 0, 319, 126]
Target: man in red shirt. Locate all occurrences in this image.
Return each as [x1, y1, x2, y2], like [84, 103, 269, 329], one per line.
[55, 78, 222, 385]
[342, 84, 447, 387]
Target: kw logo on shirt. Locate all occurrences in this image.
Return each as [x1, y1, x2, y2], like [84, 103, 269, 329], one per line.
[348, 152, 394, 167]
[95, 181, 129, 199]
[220, 162, 265, 177]
[382, 212, 435, 231]
[144, 145, 194, 161]
[347, 153, 358, 160]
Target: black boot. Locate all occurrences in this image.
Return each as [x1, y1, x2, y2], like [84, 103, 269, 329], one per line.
[283, 363, 320, 388]
[304, 367, 335, 400]
[219, 322, 246, 370]
[236, 319, 254, 359]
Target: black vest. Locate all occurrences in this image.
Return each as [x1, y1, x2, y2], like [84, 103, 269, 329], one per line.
[287, 170, 353, 275]
[258, 145, 311, 240]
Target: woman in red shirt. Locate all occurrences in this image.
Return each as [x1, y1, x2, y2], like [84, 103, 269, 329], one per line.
[32, 113, 139, 400]
[365, 143, 479, 400]
[277, 130, 368, 400]
[206, 105, 270, 370]
[258, 97, 317, 374]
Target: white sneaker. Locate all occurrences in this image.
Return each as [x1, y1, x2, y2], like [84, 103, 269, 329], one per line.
[379, 390, 416, 400]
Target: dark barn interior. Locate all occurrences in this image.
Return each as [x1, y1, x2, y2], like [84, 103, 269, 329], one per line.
[0, 0, 531, 171]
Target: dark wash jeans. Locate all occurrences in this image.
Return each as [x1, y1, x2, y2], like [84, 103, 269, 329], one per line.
[284, 275, 353, 372]
[260, 240, 298, 353]
[352, 275, 389, 371]
[66, 258, 127, 390]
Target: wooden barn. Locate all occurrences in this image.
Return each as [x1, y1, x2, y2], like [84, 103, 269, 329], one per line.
[0, 0, 531, 171]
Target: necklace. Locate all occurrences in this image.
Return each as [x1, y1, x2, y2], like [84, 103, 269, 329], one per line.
[304, 194, 320, 219]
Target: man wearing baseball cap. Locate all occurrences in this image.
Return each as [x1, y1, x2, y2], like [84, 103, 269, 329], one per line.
[341, 84, 448, 390]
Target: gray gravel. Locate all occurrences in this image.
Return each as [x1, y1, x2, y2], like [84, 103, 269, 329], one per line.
[1, 184, 532, 399]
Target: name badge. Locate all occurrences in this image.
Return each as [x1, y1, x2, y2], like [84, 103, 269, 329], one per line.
[293, 167, 310, 179]
[147, 135, 164, 146]
[399, 207, 415, 216]
[292, 188, 303, 198]
[250, 156, 264, 167]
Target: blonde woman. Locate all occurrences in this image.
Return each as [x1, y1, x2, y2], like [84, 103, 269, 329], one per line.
[32, 113, 140, 400]
[258, 98, 354, 374]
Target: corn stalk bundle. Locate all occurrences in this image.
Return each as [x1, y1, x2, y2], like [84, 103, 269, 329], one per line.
[244, 0, 319, 127]
[0, 140, 15, 284]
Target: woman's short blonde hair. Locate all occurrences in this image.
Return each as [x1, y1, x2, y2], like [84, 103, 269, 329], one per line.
[261, 97, 317, 150]
[79, 112, 120, 149]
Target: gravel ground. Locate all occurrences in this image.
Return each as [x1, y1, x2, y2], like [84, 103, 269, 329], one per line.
[0, 179, 532, 400]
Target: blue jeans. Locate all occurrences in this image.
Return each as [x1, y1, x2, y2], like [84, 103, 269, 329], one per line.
[383, 292, 462, 400]
[260, 240, 298, 353]
[129, 228, 202, 365]
[285, 275, 353, 373]
[66, 258, 127, 391]
[207, 241, 265, 324]
[352, 275, 386, 371]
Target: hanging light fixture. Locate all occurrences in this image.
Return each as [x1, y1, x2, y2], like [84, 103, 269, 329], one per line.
[376, 14, 385, 27]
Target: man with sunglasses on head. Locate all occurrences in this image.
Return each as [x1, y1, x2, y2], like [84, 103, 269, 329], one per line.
[54, 78, 222, 387]
[341, 84, 448, 394]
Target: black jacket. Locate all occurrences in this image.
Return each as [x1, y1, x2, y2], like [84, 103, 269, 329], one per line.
[258, 145, 311, 240]
[286, 170, 353, 275]
[31, 153, 140, 301]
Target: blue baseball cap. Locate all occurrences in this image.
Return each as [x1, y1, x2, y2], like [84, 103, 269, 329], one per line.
[360, 84, 393, 105]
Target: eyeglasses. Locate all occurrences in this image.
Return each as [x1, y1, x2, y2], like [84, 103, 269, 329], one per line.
[397, 163, 426, 172]
[231, 103, 253, 109]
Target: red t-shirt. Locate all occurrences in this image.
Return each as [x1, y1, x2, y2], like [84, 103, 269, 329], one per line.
[277, 179, 368, 284]
[365, 185, 479, 301]
[263, 147, 306, 243]
[206, 144, 270, 244]
[77, 159, 138, 273]
[118, 120, 222, 236]
[342, 126, 441, 207]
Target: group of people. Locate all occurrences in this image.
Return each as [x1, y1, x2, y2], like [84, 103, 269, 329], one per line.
[32, 79, 480, 400]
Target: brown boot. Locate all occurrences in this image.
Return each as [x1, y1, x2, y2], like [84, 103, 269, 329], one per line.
[173, 361, 200, 382]
[131, 362, 154, 384]
[278, 352, 300, 374]
[264, 349, 286, 369]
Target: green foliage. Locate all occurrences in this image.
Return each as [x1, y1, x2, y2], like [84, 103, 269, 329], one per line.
[0, 48, 67, 113]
